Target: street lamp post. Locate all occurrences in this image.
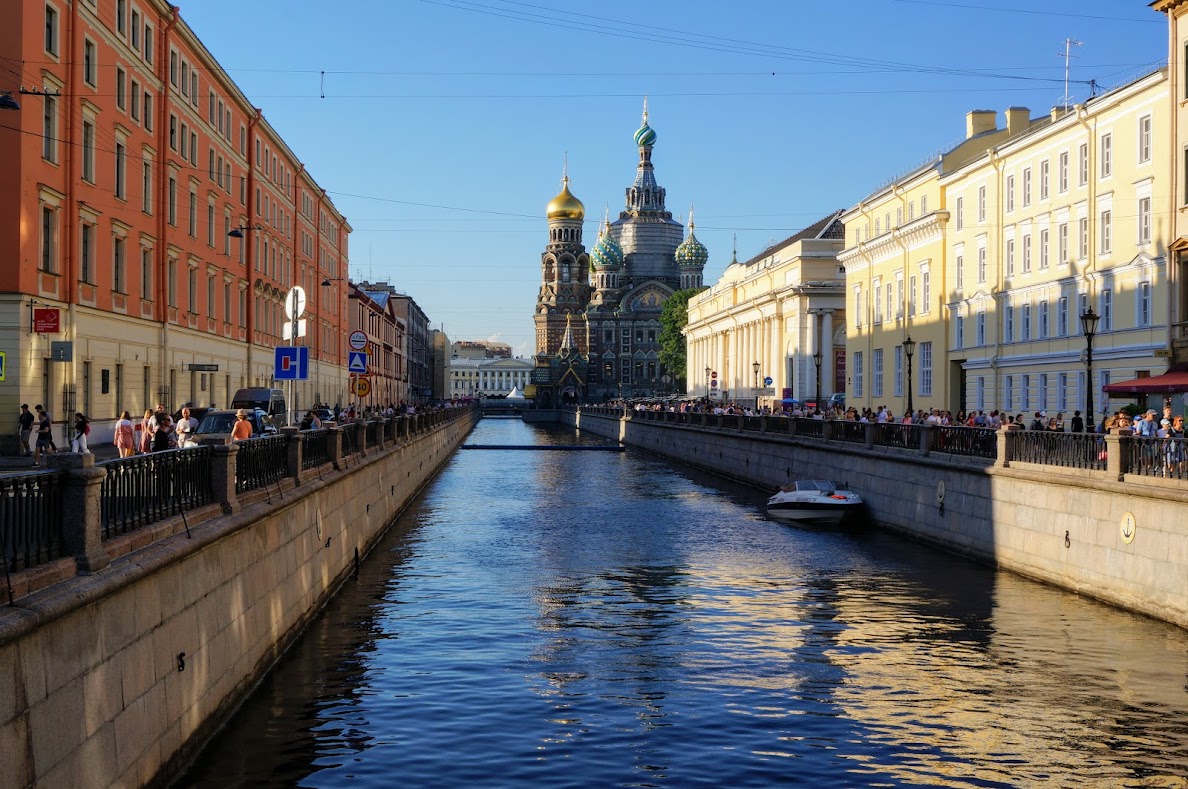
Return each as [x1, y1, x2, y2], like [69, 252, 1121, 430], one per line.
[661, 373, 671, 396]
[705, 366, 711, 399]
[902, 336, 916, 417]
[1081, 308, 1100, 432]
[813, 350, 823, 415]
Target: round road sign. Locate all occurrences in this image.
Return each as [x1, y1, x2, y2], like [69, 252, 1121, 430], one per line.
[348, 330, 368, 351]
[284, 286, 307, 320]
[710, 380, 718, 389]
[354, 377, 371, 397]
[764, 376, 773, 386]
[711, 371, 718, 379]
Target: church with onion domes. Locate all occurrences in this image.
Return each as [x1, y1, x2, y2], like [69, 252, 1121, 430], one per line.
[532, 100, 708, 404]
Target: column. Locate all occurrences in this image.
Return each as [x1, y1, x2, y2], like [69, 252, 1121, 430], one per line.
[771, 317, 782, 395]
[821, 309, 835, 398]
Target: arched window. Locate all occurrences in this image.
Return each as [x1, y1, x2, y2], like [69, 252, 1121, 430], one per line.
[561, 262, 570, 282]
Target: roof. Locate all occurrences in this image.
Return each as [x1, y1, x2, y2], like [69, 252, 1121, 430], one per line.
[740, 210, 845, 267]
[364, 290, 391, 308]
[1103, 368, 1188, 395]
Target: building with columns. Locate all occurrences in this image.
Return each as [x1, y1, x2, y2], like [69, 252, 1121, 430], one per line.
[684, 212, 846, 406]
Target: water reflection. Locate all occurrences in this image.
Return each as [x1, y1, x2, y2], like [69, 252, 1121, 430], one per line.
[182, 420, 1188, 788]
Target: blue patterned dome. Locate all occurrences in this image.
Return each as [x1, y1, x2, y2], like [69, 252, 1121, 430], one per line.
[591, 222, 624, 270]
[675, 212, 708, 268]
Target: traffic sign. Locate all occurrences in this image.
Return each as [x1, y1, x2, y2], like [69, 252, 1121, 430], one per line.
[284, 286, 307, 320]
[348, 330, 368, 351]
[711, 371, 718, 379]
[348, 351, 368, 374]
[282, 319, 307, 341]
[274, 346, 309, 380]
[711, 380, 718, 389]
[764, 376, 773, 386]
[353, 376, 371, 397]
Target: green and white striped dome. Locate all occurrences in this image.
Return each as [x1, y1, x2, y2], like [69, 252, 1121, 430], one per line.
[675, 211, 708, 268]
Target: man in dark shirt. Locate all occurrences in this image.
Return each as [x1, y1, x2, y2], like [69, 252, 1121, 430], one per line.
[18, 404, 34, 457]
[1070, 410, 1084, 433]
[33, 405, 54, 466]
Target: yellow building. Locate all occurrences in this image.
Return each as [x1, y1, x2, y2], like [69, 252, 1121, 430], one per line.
[942, 70, 1169, 421]
[685, 212, 845, 406]
[840, 115, 1015, 416]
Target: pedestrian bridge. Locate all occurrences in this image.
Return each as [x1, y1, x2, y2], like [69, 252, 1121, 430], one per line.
[478, 401, 532, 417]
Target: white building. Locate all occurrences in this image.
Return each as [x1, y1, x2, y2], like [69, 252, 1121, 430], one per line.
[448, 357, 534, 398]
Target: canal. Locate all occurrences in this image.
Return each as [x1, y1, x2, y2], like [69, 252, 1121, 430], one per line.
[181, 418, 1188, 787]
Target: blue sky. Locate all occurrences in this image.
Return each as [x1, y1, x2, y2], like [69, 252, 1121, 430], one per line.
[181, 0, 1164, 357]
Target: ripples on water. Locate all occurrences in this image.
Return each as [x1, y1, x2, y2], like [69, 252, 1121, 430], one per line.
[182, 420, 1188, 788]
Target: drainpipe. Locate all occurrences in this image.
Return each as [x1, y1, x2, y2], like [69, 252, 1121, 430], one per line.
[158, 9, 179, 407]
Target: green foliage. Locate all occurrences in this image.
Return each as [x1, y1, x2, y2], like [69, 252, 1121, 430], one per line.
[658, 287, 706, 389]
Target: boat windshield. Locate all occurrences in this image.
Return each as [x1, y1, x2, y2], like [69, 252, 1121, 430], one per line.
[796, 480, 836, 492]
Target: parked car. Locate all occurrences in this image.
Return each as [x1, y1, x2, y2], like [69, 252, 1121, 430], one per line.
[231, 388, 287, 428]
[173, 406, 213, 426]
[828, 393, 846, 409]
[195, 408, 277, 441]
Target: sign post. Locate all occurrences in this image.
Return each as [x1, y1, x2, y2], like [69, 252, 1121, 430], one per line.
[283, 286, 307, 425]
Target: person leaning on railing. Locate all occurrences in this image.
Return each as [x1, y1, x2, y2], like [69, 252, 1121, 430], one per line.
[231, 409, 253, 442]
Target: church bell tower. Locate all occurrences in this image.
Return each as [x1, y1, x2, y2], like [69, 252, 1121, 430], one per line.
[534, 160, 590, 355]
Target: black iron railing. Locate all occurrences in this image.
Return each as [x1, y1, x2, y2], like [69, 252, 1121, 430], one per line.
[301, 429, 331, 470]
[366, 420, 382, 447]
[832, 421, 867, 444]
[794, 418, 824, 438]
[1125, 436, 1188, 480]
[934, 426, 998, 459]
[1012, 431, 1105, 470]
[100, 446, 214, 538]
[235, 435, 288, 493]
[874, 423, 920, 449]
[1, 471, 65, 571]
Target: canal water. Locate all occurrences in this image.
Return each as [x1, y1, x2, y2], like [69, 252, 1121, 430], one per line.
[182, 419, 1188, 787]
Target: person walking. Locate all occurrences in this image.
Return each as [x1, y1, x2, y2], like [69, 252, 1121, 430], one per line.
[231, 408, 253, 441]
[18, 404, 34, 457]
[176, 407, 198, 448]
[71, 413, 91, 454]
[115, 410, 136, 457]
[139, 408, 155, 453]
[32, 405, 54, 466]
[151, 414, 175, 452]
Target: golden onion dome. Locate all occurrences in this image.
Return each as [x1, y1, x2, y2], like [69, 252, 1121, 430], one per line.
[547, 176, 585, 221]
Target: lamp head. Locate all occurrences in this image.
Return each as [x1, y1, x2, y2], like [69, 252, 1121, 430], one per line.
[902, 335, 916, 357]
[0, 92, 20, 111]
[1080, 308, 1100, 338]
[228, 227, 244, 239]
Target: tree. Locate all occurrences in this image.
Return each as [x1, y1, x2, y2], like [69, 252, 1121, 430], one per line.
[658, 287, 706, 392]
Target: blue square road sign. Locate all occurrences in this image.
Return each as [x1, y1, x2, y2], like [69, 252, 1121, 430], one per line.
[274, 346, 309, 380]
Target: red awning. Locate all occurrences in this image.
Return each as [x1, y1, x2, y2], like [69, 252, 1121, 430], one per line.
[1103, 370, 1188, 394]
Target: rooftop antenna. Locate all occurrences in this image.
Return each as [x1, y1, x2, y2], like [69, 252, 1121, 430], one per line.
[1059, 38, 1083, 111]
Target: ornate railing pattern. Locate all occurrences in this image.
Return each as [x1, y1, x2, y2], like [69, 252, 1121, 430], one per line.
[366, 420, 382, 447]
[1012, 431, 1106, 471]
[793, 418, 824, 438]
[832, 421, 867, 444]
[933, 426, 998, 459]
[874, 423, 920, 449]
[301, 429, 331, 470]
[1125, 436, 1188, 480]
[1, 471, 65, 571]
[235, 436, 288, 493]
[100, 447, 214, 538]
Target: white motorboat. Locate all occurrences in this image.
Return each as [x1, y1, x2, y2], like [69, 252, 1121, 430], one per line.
[766, 480, 863, 525]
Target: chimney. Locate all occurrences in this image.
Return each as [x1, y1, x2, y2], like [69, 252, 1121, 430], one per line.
[966, 110, 996, 139]
[1005, 107, 1031, 137]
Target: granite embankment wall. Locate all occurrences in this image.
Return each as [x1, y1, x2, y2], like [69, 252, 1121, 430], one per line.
[559, 409, 1188, 630]
[0, 410, 478, 788]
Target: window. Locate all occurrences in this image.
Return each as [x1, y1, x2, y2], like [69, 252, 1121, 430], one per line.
[977, 246, 986, 283]
[83, 39, 96, 86]
[919, 342, 932, 397]
[1039, 300, 1049, 338]
[208, 149, 215, 180]
[1022, 167, 1031, 207]
[169, 115, 177, 150]
[853, 352, 864, 398]
[921, 269, 930, 313]
[113, 236, 126, 293]
[1058, 222, 1068, 265]
[141, 248, 152, 297]
[874, 281, 882, 324]
[1021, 374, 1031, 411]
[40, 206, 56, 272]
[1139, 115, 1152, 163]
[956, 316, 964, 350]
[977, 186, 986, 222]
[130, 80, 140, 121]
[116, 0, 126, 33]
[1139, 281, 1151, 327]
[1041, 160, 1051, 200]
[894, 346, 903, 397]
[1100, 288, 1113, 331]
[142, 161, 152, 214]
[853, 286, 862, 327]
[1138, 197, 1151, 244]
[45, 4, 59, 54]
[1039, 228, 1049, 269]
[1022, 304, 1031, 341]
[80, 223, 94, 283]
[1101, 133, 1112, 177]
[956, 254, 964, 290]
[188, 189, 197, 237]
[1006, 175, 1015, 212]
[1059, 296, 1068, 337]
[131, 10, 141, 49]
[955, 197, 964, 230]
[1058, 373, 1069, 412]
[168, 177, 177, 225]
[181, 61, 189, 96]
[887, 282, 894, 323]
[896, 207, 903, 226]
[208, 274, 216, 319]
[116, 67, 127, 110]
[1004, 305, 1014, 343]
[1004, 375, 1014, 410]
[873, 349, 884, 398]
[1079, 142, 1088, 186]
[1039, 374, 1048, 411]
[1058, 152, 1069, 193]
[42, 94, 57, 162]
[1100, 210, 1112, 253]
[1078, 217, 1088, 259]
[1006, 238, 1015, 276]
[144, 93, 153, 131]
[908, 275, 917, 316]
[189, 132, 197, 165]
[188, 267, 197, 313]
[82, 121, 95, 182]
[170, 51, 178, 86]
[207, 204, 215, 247]
[115, 142, 126, 199]
[921, 195, 928, 214]
[976, 312, 986, 346]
